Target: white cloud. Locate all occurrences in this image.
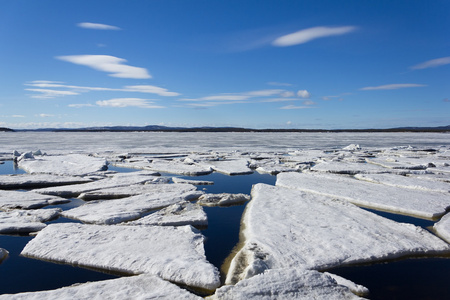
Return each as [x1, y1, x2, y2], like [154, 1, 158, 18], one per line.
[96, 98, 164, 108]
[245, 89, 285, 97]
[77, 22, 121, 30]
[360, 84, 427, 90]
[280, 105, 311, 110]
[37, 114, 54, 118]
[261, 97, 298, 103]
[267, 82, 293, 87]
[201, 95, 251, 101]
[68, 103, 95, 108]
[124, 85, 180, 96]
[410, 56, 450, 70]
[25, 88, 79, 99]
[273, 26, 357, 47]
[303, 100, 316, 105]
[297, 90, 311, 98]
[56, 55, 151, 79]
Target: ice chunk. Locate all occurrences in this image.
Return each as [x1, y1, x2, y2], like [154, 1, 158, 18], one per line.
[367, 157, 429, 170]
[209, 269, 366, 300]
[62, 190, 202, 224]
[18, 154, 107, 176]
[0, 174, 92, 189]
[343, 144, 362, 151]
[311, 160, 402, 175]
[0, 212, 46, 234]
[276, 172, 450, 220]
[323, 272, 369, 296]
[0, 190, 69, 209]
[252, 159, 301, 175]
[206, 159, 253, 175]
[3, 208, 61, 222]
[0, 274, 203, 300]
[118, 158, 214, 176]
[125, 201, 207, 227]
[0, 248, 8, 263]
[197, 193, 250, 207]
[434, 213, 450, 243]
[21, 223, 220, 291]
[226, 184, 450, 284]
[172, 177, 214, 185]
[355, 173, 450, 193]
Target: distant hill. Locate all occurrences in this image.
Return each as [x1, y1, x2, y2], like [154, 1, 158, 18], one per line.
[0, 127, 14, 132]
[13, 125, 450, 133]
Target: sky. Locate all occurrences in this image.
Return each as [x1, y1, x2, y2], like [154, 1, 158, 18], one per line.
[0, 0, 449, 129]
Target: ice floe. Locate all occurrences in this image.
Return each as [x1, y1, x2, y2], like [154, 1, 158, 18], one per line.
[276, 172, 450, 220]
[124, 201, 207, 227]
[21, 223, 220, 291]
[172, 177, 214, 185]
[0, 248, 7, 263]
[0, 208, 61, 234]
[323, 272, 369, 296]
[115, 158, 213, 175]
[434, 213, 450, 244]
[205, 159, 253, 175]
[18, 154, 108, 176]
[0, 190, 69, 210]
[0, 273, 203, 300]
[225, 184, 450, 284]
[0, 174, 92, 189]
[197, 193, 250, 207]
[210, 269, 366, 300]
[355, 173, 450, 193]
[311, 160, 400, 175]
[62, 190, 202, 224]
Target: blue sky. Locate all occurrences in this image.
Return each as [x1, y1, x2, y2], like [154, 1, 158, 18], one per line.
[0, 0, 449, 129]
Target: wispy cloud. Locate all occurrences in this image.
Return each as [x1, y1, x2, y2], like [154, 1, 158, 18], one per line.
[297, 90, 311, 98]
[267, 82, 293, 87]
[272, 26, 357, 47]
[77, 22, 121, 30]
[56, 55, 151, 79]
[37, 113, 55, 118]
[279, 105, 311, 110]
[360, 84, 427, 91]
[68, 103, 95, 108]
[96, 98, 165, 108]
[124, 85, 180, 96]
[25, 88, 80, 99]
[410, 56, 450, 70]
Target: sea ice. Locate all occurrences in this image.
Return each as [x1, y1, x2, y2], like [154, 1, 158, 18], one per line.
[115, 158, 213, 175]
[172, 177, 214, 185]
[209, 269, 366, 300]
[21, 223, 220, 291]
[0, 248, 7, 263]
[434, 213, 450, 243]
[18, 154, 108, 176]
[323, 273, 369, 296]
[62, 190, 202, 224]
[250, 159, 301, 175]
[0, 273, 203, 300]
[310, 160, 398, 175]
[0, 174, 92, 189]
[225, 184, 450, 284]
[197, 193, 250, 207]
[0, 208, 61, 234]
[276, 172, 450, 220]
[355, 173, 450, 193]
[124, 201, 207, 227]
[0, 190, 70, 210]
[205, 159, 253, 175]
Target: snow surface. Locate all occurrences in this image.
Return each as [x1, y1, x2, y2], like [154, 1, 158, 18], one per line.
[115, 159, 213, 175]
[124, 201, 207, 227]
[209, 269, 366, 300]
[0, 274, 203, 300]
[0, 190, 69, 209]
[205, 159, 253, 175]
[172, 177, 214, 185]
[311, 160, 400, 175]
[197, 193, 250, 207]
[276, 172, 450, 220]
[62, 190, 203, 224]
[434, 213, 450, 243]
[226, 184, 450, 284]
[0, 208, 61, 234]
[21, 223, 220, 291]
[0, 174, 92, 189]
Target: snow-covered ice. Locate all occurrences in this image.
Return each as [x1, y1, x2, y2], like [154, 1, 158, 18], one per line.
[323, 272, 369, 296]
[0, 274, 203, 300]
[124, 201, 207, 227]
[18, 154, 108, 176]
[0, 174, 92, 189]
[355, 173, 450, 193]
[209, 269, 366, 300]
[434, 213, 450, 244]
[62, 190, 203, 224]
[0, 190, 69, 210]
[115, 159, 213, 175]
[172, 177, 214, 185]
[205, 159, 253, 175]
[197, 193, 250, 207]
[311, 160, 399, 175]
[21, 223, 220, 291]
[0, 208, 61, 234]
[226, 184, 450, 284]
[276, 172, 450, 220]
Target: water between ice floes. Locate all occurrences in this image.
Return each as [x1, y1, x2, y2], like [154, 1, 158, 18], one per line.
[1, 161, 450, 299]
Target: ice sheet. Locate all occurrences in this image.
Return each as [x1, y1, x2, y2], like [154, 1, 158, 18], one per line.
[311, 161, 398, 175]
[0, 208, 61, 234]
[0, 190, 70, 209]
[276, 172, 450, 220]
[226, 184, 450, 284]
[124, 201, 207, 227]
[434, 213, 450, 243]
[116, 159, 213, 175]
[21, 223, 220, 290]
[0, 274, 203, 300]
[210, 269, 366, 300]
[172, 177, 214, 185]
[197, 193, 250, 207]
[0, 174, 92, 189]
[62, 190, 202, 224]
[205, 159, 253, 175]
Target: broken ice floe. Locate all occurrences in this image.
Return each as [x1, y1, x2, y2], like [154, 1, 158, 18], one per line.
[197, 193, 250, 207]
[21, 223, 220, 291]
[0, 274, 203, 300]
[276, 172, 450, 220]
[225, 184, 450, 284]
[205, 159, 253, 175]
[172, 177, 214, 185]
[0, 208, 61, 234]
[124, 201, 207, 227]
[355, 173, 450, 193]
[0, 248, 7, 263]
[323, 272, 370, 296]
[209, 269, 366, 300]
[18, 154, 108, 176]
[62, 190, 202, 225]
[434, 213, 450, 244]
[114, 158, 213, 175]
[0, 174, 92, 189]
[311, 160, 404, 175]
[0, 190, 69, 210]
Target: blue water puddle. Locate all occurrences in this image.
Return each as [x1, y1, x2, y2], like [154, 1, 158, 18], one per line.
[0, 160, 26, 175]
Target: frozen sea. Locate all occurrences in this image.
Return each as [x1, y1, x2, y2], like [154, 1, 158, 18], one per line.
[1, 131, 450, 299]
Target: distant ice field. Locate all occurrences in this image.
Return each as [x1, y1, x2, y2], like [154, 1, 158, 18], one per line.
[1, 132, 449, 153]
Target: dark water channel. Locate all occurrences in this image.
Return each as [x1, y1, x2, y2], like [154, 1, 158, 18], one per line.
[0, 161, 449, 299]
